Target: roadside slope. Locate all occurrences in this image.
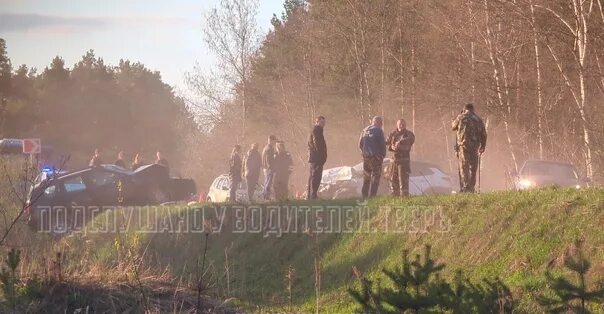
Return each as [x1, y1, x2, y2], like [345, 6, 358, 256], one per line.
[67, 188, 604, 313]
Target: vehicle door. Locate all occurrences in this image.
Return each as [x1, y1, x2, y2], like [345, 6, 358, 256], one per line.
[62, 175, 93, 207]
[84, 169, 122, 205]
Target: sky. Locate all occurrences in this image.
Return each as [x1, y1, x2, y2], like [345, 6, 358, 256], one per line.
[0, 0, 285, 93]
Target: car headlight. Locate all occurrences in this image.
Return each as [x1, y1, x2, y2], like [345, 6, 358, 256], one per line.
[518, 179, 535, 189]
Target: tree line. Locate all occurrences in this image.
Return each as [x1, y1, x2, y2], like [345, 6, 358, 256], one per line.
[190, 0, 604, 190]
[0, 41, 198, 178]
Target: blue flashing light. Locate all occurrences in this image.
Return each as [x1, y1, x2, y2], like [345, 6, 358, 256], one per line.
[42, 165, 55, 173]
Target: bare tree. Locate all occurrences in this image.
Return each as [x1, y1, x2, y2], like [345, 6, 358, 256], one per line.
[538, 0, 596, 181]
[199, 0, 260, 138]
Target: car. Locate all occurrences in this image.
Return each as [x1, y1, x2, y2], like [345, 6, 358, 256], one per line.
[319, 159, 453, 199]
[513, 160, 586, 190]
[26, 164, 196, 231]
[206, 174, 263, 203]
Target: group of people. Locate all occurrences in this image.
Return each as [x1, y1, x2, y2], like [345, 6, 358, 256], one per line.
[227, 104, 487, 202]
[228, 136, 294, 202]
[310, 104, 486, 199]
[354, 103, 487, 197]
[89, 149, 170, 172]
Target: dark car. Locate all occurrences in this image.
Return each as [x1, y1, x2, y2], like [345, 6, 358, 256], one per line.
[513, 160, 586, 190]
[26, 164, 196, 231]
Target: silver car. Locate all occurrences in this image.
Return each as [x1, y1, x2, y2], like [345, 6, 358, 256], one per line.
[514, 160, 586, 190]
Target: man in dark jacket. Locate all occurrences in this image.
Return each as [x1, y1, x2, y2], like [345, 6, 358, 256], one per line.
[261, 135, 277, 200]
[386, 119, 415, 196]
[359, 116, 386, 199]
[114, 151, 126, 168]
[307, 116, 327, 200]
[273, 141, 294, 201]
[229, 145, 243, 202]
[243, 143, 262, 202]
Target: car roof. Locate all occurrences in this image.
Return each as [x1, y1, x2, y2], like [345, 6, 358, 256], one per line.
[523, 159, 574, 167]
[52, 164, 134, 180]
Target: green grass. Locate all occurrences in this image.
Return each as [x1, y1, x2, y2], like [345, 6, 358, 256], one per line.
[60, 188, 604, 313]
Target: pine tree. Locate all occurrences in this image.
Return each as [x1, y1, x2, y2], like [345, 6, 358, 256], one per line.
[349, 245, 515, 313]
[538, 241, 604, 313]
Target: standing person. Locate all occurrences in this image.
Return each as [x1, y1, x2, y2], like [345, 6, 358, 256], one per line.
[114, 151, 126, 168]
[131, 153, 144, 171]
[89, 148, 103, 167]
[262, 135, 278, 200]
[229, 145, 243, 202]
[273, 142, 293, 201]
[386, 119, 415, 196]
[452, 103, 487, 192]
[243, 143, 262, 202]
[359, 116, 386, 199]
[307, 116, 327, 200]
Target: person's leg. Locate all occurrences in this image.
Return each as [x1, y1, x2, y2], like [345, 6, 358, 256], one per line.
[390, 161, 400, 196]
[400, 162, 410, 196]
[370, 157, 382, 197]
[275, 179, 287, 201]
[311, 163, 323, 199]
[274, 179, 281, 201]
[229, 179, 239, 202]
[263, 170, 274, 200]
[467, 150, 479, 193]
[460, 149, 472, 192]
[307, 164, 313, 200]
[361, 157, 371, 199]
[246, 176, 254, 202]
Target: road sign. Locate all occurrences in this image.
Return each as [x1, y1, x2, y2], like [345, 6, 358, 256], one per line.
[22, 138, 41, 154]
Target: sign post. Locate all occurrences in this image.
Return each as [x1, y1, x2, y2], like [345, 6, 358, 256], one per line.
[22, 138, 42, 169]
[22, 138, 41, 154]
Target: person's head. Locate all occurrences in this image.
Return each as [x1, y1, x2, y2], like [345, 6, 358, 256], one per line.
[276, 141, 285, 153]
[268, 135, 277, 145]
[250, 143, 258, 151]
[464, 103, 474, 113]
[372, 116, 383, 128]
[315, 116, 326, 127]
[118, 151, 124, 159]
[232, 144, 241, 155]
[397, 119, 407, 131]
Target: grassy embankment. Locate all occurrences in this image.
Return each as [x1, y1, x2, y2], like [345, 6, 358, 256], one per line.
[54, 187, 604, 313]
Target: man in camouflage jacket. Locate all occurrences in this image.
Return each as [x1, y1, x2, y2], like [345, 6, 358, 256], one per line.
[452, 103, 487, 193]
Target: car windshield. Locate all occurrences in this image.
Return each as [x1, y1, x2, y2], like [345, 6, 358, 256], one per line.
[521, 162, 577, 179]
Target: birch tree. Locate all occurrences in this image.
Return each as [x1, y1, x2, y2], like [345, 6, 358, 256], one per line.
[200, 0, 260, 137]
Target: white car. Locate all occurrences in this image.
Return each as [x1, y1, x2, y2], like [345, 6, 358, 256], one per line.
[206, 174, 264, 203]
[319, 159, 453, 198]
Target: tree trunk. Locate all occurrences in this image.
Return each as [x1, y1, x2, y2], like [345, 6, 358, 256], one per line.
[529, 0, 545, 160]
